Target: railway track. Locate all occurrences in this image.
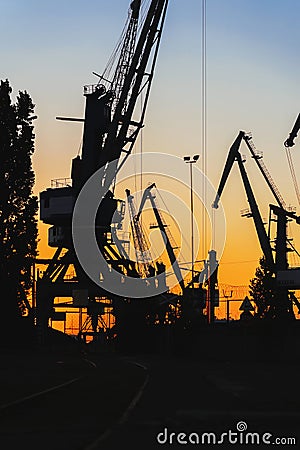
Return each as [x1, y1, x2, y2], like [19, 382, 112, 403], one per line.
[0, 356, 147, 450]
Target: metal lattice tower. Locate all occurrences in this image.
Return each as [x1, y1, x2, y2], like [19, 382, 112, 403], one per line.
[243, 133, 286, 209]
[126, 188, 153, 277]
[110, 1, 141, 116]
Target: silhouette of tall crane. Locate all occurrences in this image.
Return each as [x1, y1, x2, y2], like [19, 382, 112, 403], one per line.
[213, 131, 300, 318]
[37, 0, 169, 342]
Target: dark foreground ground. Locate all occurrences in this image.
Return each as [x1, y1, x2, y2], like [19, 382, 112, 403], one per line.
[0, 321, 300, 449]
[103, 355, 300, 449]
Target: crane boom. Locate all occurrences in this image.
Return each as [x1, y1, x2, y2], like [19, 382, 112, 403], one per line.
[213, 132, 275, 272]
[125, 188, 153, 277]
[284, 113, 300, 207]
[212, 131, 244, 209]
[243, 134, 286, 210]
[137, 184, 185, 293]
[284, 113, 300, 148]
[110, 0, 142, 116]
[75, 1, 168, 188]
[99, 0, 169, 173]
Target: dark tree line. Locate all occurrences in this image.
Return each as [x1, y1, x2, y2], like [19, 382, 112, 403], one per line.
[0, 79, 38, 322]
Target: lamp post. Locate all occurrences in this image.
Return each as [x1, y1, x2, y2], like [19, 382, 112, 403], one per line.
[183, 154, 200, 289]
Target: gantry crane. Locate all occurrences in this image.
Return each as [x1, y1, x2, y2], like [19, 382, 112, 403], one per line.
[37, 0, 169, 343]
[213, 131, 300, 318]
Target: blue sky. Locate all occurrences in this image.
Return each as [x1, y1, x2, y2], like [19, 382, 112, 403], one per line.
[1, 0, 300, 285]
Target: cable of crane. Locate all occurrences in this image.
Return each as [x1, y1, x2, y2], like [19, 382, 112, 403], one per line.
[212, 206, 216, 250]
[140, 91, 143, 206]
[101, 16, 129, 82]
[201, 0, 207, 258]
[102, 0, 150, 84]
[285, 145, 300, 208]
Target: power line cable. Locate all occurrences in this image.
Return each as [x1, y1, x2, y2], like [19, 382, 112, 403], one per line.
[201, 0, 207, 257]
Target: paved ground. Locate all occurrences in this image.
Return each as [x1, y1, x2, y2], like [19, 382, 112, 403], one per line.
[102, 355, 300, 449]
[1, 340, 300, 449]
[0, 347, 90, 406]
[0, 347, 146, 449]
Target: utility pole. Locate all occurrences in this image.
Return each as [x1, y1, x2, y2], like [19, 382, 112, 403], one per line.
[183, 155, 200, 289]
[207, 249, 218, 324]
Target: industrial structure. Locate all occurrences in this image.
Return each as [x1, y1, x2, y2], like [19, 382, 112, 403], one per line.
[213, 129, 300, 318]
[36, 0, 217, 347]
[35, 0, 300, 349]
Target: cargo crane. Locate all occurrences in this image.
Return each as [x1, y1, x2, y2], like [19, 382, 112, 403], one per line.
[213, 131, 300, 318]
[136, 183, 185, 293]
[37, 0, 169, 343]
[136, 183, 208, 326]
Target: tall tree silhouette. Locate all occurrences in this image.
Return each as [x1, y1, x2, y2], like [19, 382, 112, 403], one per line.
[0, 79, 38, 322]
[249, 256, 275, 318]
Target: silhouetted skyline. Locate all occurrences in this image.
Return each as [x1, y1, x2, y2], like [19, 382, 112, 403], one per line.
[1, 0, 300, 287]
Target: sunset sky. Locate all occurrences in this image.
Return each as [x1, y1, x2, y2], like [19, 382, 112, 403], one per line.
[1, 0, 300, 296]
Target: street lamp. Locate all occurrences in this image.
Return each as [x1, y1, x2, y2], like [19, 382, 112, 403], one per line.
[183, 154, 200, 289]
